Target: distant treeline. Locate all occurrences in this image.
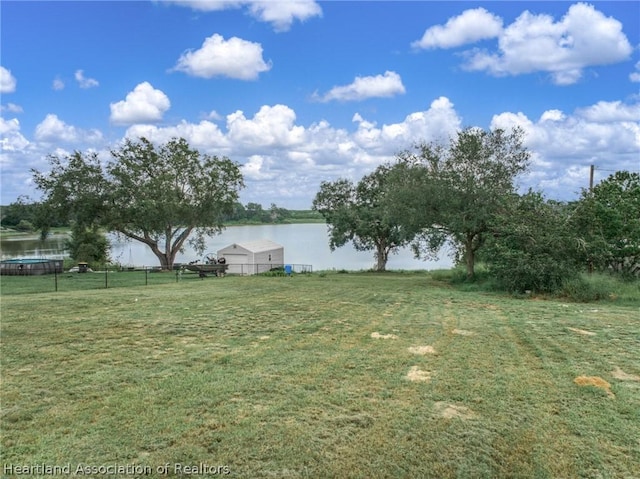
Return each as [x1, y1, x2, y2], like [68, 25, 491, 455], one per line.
[0, 198, 323, 231]
[221, 202, 323, 224]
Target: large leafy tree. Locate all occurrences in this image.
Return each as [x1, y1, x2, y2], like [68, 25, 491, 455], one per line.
[33, 137, 244, 270]
[483, 191, 582, 292]
[313, 164, 414, 271]
[572, 171, 640, 277]
[388, 127, 530, 278]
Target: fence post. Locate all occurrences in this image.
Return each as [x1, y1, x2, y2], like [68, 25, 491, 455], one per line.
[145, 268, 148, 286]
[105, 268, 108, 289]
[54, 268, 58, 292]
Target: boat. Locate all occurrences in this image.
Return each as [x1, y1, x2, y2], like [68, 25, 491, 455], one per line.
[183, 253, 228, 277]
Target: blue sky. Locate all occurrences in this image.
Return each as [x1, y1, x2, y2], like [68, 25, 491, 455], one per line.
[1, 1, 639, 209]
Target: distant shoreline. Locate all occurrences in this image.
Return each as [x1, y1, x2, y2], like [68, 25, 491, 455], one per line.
[0, 220, 327, 241]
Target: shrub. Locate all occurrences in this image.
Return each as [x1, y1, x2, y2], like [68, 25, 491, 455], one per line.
[66, 225, 110, 264]
[15, 220, 34, 232]
[483, 192, 583, 294]
[561, 274, 615, 302]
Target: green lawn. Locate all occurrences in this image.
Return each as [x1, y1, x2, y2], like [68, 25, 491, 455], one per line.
[1, 273, 639, 478]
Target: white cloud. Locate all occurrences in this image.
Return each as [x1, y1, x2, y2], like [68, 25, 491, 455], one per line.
[35, 114, 80, 143]
[576, 100, 640, 122]
[204, 110, 222, 121]
[3, 95, 637, 208]
[162, 0, 321, 31]
[0, 66, 17, 93]
[34, 114, 103, 144]
[465, 3, 633, 85]
[226, 104, 305, 151]
[630, 60, 640, 83]
[412, 8, 503, 49]
[0, 117, 29, 152]
[316, 71, 406, 102]
[173, 34, 271, 80]
[112, 99, 461, 206]
[1, 103, 23, 114]
[110, 82, 171, 125]
[540, 109, 565, 122]
[491, 100, 640, 196]
[241, 155, 276, 180]
[248, 1, 322, 32]
[124, 119, 229, 151]
[52, 77, 65, 91]
[75, 69, 99, 89]
[352, 96, 460, 155]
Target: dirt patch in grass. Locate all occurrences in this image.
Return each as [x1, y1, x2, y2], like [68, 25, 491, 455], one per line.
[433, 401, 475, 420]
[574, 376, 615, 398]
[371, 332, 398, 340]
[452, 329, 474, 336]
[406, 366, 431, 382]
[611, 367, 640, 381]
[567, 327, 596, 336]
[408, 345, 436, 355]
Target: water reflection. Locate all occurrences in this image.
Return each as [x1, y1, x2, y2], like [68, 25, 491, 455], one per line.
[0, 234, 69, 260]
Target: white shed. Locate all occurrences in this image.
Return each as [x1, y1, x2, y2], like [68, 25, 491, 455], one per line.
[217, 239, 284, 275]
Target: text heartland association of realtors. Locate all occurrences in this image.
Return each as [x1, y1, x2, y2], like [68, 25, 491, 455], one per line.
[3, 462, 231, 475]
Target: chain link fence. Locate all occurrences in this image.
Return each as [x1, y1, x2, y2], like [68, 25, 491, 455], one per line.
[1, 263, 313, 295]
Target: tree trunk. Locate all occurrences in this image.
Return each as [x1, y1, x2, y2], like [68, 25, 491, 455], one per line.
[375, 243, 388, 272]
[465, 235, 475, 279]
[157, 254, 170, 270]
[118, 226, 193, 271]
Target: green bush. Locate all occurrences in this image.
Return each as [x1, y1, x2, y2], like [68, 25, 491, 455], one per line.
[66, 225, 110, 264]
[482, 192, 583, 294]
[490, 250, 580, 294]
[560, 273, 634, 302]
[15, 220, 34, 232]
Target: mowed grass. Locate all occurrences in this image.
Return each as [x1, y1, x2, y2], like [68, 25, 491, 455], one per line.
[1, 273, 639, 478]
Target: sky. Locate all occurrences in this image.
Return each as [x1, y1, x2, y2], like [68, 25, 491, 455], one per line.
[1, 0, 639, 209]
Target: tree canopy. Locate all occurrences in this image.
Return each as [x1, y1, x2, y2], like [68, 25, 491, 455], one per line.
[482, 191, 582, 292]
[33, 137, 244, 269]
[572, 170, 640, 277]
[388, 127, 531, 278]
[313, 164, 414, 271]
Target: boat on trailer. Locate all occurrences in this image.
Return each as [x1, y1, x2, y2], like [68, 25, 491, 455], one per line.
[183, 253, 229, 277]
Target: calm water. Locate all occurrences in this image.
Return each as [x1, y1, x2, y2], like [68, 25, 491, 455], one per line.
[0, 234, 69, 260]
[2, 224, 453, 271]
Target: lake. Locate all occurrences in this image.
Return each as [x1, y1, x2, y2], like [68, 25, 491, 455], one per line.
[0, 234, 69, 260]
[1, 224, 453, 271]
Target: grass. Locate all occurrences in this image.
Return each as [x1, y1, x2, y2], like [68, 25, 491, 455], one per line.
[431, 266, 640, 306]
[0, 270, 188, 295]
[2, 272, 639, 478]
[0, 227, 69, 240]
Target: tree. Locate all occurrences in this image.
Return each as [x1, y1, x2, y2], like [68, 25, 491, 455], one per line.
[268, 203, 290, 223]
[388, 127, 530, 278]
[33, 137, 244, 270]
[245, 202, 269, 223]
[32, 151, 110, 242]
[313, 164, 414, 271]
[572, 171, 640, 277]
[482, 191, 582, 293]
[0, 196, 32, 228]
[66, 223, 111, 265]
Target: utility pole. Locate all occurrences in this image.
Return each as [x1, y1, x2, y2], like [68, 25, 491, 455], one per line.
[588, 164, 595, 274]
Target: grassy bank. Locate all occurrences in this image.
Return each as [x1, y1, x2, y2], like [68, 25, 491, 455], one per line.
[2, 273, 639, 478]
